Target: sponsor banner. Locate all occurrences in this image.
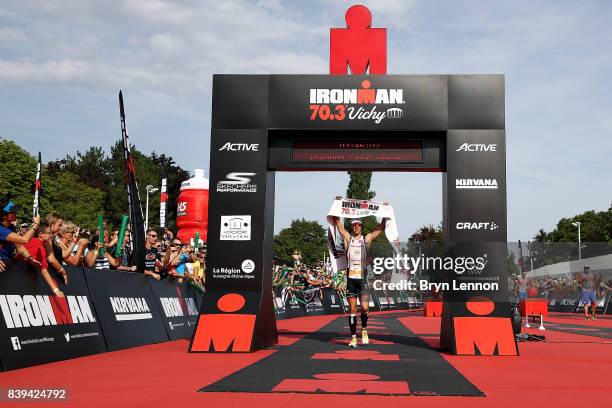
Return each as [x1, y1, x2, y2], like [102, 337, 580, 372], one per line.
[321, 288, 346, 315]
[574, 294, 609, 315]
[84, 269, 168, 351]
[268, 75, 449, 130]
[220, 215, 251, 241]
[392, 290, 410, 309]
[375, 290, 398, 311]
[303, 288, 326, 316]
[272, 286, 288, 319]
[148, 279, 200, 340]
[454, 178, 499, 190]
[549, 295, 580, 313]
[210, 259, 256, 281]
[445, 130, 507, 242]
[549, 294, 611, 314]
[273, 298, 287, 320]
[206, 129, 268, 294]
[216, 172, 258, 193]
[0, 262, 106, 371]
[284, 293, 307, 319]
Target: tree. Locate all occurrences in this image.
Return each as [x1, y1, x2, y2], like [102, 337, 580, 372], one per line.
[106, 141, 190, 230]
[273, 218, 327, 265]
[0, 139, 39, 222]
[528, 207, 612, 266]
[506, 250, 520, 279]
[44, 140, 190, 231]
[43, 172, 105, 229]
[404, 224, 444, 257]
[408, 224, 444, 243]
[149, 152, 191, 230]
[47, 147, 112, 192]
[345, 170, 379, 237]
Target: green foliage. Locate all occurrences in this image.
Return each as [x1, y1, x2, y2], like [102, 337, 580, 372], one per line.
[344, 170, 379, 240]
[2, 138, 189, 232]
[273, 218, 327, 265]
[0, 139, 39, 222]
[526, 206, 612, 266]
[346, 171, 375, 201]
[105, 141, 189, 229]
[44, 172, 105, 229]
[404, 224, 445, 261]
[506, 250, 520, 279]
[408, 224, 444, 243]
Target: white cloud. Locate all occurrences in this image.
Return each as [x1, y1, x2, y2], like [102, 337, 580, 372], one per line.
[1, 0, 611, 240]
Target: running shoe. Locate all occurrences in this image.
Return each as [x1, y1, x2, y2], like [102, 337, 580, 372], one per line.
[361, 329, 369, 345]
[591, 315, 596, 320]
[348, 336, 358, 348]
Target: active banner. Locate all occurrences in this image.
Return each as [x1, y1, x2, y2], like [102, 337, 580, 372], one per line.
[84, 268, 169, 351]
[148, 278, 201, 340]
[0, 262, 106, 371]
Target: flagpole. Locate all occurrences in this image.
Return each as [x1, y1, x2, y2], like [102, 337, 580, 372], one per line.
[160, 177, 167, 229]
[33, 152, 41, 217]
[119, 90, 146, 272]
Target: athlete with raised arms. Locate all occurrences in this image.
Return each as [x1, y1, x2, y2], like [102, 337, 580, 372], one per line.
[332, 215, 386, 347]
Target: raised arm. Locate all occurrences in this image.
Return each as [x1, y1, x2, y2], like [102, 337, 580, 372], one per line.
[333, 216, 351, 243]
[4, 215, 40, 245]
[366, 217, 386, 244]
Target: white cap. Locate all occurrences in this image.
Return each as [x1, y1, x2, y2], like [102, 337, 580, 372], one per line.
[351, 219, 363, 225]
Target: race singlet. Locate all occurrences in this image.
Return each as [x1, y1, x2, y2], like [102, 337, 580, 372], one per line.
[348, 236, 365, 279]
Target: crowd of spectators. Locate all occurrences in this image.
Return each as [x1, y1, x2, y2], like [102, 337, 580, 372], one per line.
[0, 197, 205, 297]
[273, 251, 346, 306]
[510, 271, 612, 300]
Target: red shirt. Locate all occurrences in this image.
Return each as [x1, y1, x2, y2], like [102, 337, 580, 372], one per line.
[19, 238, 49, 270]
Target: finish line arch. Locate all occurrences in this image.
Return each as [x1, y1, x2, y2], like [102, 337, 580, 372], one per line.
[188, 73, 517, 355]
[189, 5, 517, 356]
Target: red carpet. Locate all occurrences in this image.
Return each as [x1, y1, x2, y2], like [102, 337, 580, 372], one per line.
[1, 311, 611, 407]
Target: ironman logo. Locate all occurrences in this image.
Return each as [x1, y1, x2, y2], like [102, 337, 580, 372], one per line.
[308, 80, 404, 124]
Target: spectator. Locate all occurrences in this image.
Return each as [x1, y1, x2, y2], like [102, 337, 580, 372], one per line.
[161, 228, 174, 252]
[0, 198, 40, 271]
[143, 229, 162, 280]
[110, 230, 137, 272]
[175, 244, 196, 281]
[70, 229, 91, 265]
[164, 239, 193, 281]
[56, 222, 86, 266]
[18, 223, 29, 236]
[42, 213, 69, 284]
[192, 251, 206, 286]
[84, 229, 120, 270]
[18, 225, 64, 297]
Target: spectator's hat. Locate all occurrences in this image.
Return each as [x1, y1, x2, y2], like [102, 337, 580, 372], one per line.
[0, 198, 18, 215]
[19, 223, 29, 229]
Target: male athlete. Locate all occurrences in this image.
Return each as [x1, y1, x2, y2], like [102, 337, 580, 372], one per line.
[578, 266, 597, 320]
[332, 215, 386, 347]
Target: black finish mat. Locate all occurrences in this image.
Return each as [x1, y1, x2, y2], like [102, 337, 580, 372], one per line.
[544, 322, 612, 340]
[199, 315, 484, 396]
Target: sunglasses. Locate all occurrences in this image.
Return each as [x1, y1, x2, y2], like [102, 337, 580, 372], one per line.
[170, 242, 182, 247]
[148, 233, 157, 237]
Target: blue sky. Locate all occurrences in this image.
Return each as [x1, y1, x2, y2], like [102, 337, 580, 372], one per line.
[1, 1, 610, 241]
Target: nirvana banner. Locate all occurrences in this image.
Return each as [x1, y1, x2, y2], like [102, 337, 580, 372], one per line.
[84, 268, 169, 351]
[0, 262, 106, 371]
